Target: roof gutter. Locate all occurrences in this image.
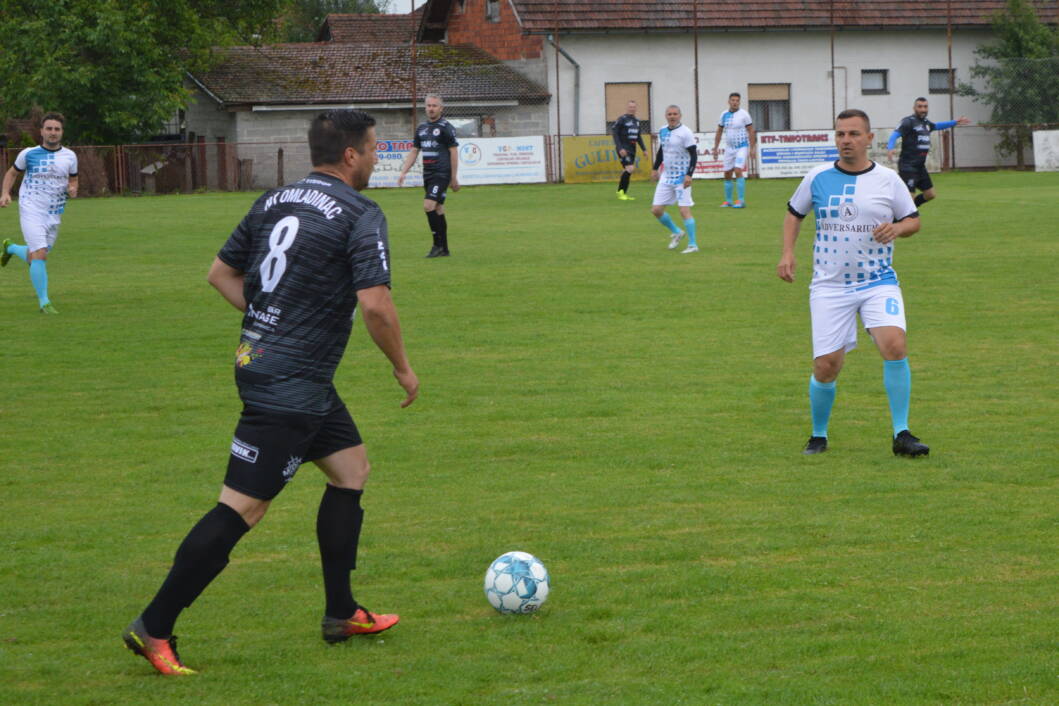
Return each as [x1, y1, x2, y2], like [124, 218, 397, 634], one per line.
[186, 71, 225, 108]
[546, 34, 579, 135]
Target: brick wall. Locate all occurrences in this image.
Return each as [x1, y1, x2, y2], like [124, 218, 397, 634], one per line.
[446, 0, 542, 61]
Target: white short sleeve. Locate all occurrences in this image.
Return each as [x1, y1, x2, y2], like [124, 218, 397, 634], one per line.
[13, 148, 30, 171]
[788, 171, 815, 217]
[890, 171, 917, 220]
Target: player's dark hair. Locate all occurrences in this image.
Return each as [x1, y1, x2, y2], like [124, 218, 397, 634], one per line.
[915, 97, 928, 103]
[729, 92, 741, 99]
[41, 112, 65, 127]
[836, 108, 871, 130]
[309, 110, 376, 166]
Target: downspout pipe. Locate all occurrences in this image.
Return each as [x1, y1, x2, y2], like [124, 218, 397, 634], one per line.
[546, 34, 580, 135]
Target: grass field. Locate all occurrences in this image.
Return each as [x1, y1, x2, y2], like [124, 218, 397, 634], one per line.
[1, 171, 1057, 704]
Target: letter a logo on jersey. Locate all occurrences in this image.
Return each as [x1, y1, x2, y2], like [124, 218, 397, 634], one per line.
[840, 202, 859, 222]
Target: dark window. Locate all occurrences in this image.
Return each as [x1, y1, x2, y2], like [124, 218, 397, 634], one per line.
[861, 69, 888, 95]
[748, 100, 789, 131]
[929, 68, 956, 94]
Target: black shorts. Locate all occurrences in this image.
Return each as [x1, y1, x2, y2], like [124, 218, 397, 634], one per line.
[424, 175, 450, 204]
[618, 150, 636, 167]
[225, 403, 363, 500]
[898, 162, 933, 193]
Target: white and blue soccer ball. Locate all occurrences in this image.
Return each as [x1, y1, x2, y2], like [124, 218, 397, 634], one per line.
[484, 551, 550, 614]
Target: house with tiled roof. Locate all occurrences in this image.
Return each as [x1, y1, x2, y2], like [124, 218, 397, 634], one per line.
[183, 7, 550, 188]
[423, 0, 1058, 167]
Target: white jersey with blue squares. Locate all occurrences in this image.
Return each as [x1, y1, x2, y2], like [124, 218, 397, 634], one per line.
[787, 161, 917, 291]
[14, 146, 78, 221]
[718, 109, 753, 149]
[657, 124, 696, 186]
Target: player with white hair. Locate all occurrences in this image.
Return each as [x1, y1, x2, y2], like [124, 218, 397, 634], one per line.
[650, 105, 699, 254]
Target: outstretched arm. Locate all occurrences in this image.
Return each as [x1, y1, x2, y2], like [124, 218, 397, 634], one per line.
[934, 117, 972, 130]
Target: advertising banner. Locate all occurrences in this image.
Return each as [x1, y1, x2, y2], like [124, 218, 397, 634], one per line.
[456, 136, 547, 185]
[692, 132, 725, 179]
[370, 140, 420, 188]
[369, 136, 547, 188]
[757, 131, 839, 179]
[562, 135, 654, 183]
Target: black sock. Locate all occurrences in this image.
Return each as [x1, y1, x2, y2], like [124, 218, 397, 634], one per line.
[426, 211, 441, 248]
[317, 484, 364, 620]
[437, 214, 448, 251]
[618, 171, 631, 193]
[914, 193, 926, 207]
[141, 503, 250, 637]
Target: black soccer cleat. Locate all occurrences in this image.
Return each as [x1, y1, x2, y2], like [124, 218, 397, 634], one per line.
[426, 246, 444, 258]
[803, 436, 828, 455]
[893, 430, 929, 457]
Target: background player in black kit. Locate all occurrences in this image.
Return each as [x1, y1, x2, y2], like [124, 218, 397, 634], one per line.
[612, 99, 647, 201]
[398, 93, 460, 257]
[122, 110, 419, 676]
[888, 97, 970, 208]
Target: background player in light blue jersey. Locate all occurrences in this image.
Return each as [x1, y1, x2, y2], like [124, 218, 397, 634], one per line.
[650, 105, 699, 254]
[1, 112, 78, 314]
[711, 93, 756, 208]
[777, 109, 930, 458]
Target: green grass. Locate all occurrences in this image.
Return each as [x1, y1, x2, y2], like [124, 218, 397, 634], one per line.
[1, 171, 1057, 704]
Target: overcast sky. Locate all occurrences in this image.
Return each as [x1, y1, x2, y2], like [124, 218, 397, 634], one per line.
[385, 0, 428, 12]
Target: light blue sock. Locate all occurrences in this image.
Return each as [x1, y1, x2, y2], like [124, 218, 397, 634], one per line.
[737, 177, 746, 202]
[658, 212, 681, 235]
[809, 376, 837, 438]
[7, 243, 28, 263]
[723, 180, 733, 203]
[684, 218, 697, 247]
[29, 260, 49, 306]
[883, 358, 911, 437]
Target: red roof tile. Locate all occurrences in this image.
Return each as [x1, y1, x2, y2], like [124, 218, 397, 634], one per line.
[193, 43, 549, 105]
[317, 13, 417, 43]
[510, 0, 1058, 32]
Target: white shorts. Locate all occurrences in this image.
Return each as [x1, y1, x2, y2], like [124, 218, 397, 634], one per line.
[723, 146, 749, 171]
[809, 284, 906, 358]
[652, 181, 694, 207]
[20, 214, 60, 252]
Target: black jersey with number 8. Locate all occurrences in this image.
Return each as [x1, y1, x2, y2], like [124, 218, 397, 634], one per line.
[218, 172, 391, 415]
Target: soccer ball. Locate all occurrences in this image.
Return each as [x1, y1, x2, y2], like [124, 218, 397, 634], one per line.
[483, 551, 550, 614]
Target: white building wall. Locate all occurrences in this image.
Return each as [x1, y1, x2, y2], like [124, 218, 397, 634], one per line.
[544, 28, 1019, 168]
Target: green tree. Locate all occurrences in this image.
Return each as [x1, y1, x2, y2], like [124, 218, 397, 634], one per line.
[959, 0, 1059, 166]
[280, 0, 392, 43]
[0, 0, 288, 144]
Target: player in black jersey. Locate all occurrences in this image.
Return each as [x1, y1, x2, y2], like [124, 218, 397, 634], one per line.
[398, 94, 460, 257]
[123, 110, 419, 676]
[887, 97, 970, 208]
[611, 100, 647, 200]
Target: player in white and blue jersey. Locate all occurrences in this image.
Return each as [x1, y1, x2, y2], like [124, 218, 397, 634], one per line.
[650, 105, 699, 254]
[777, 109, 930, 458]
[1, 112, 78, 314]
[711, 93, 755, 208]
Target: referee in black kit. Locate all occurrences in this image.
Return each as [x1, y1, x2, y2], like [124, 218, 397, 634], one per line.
[123, 109, 419, 676]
